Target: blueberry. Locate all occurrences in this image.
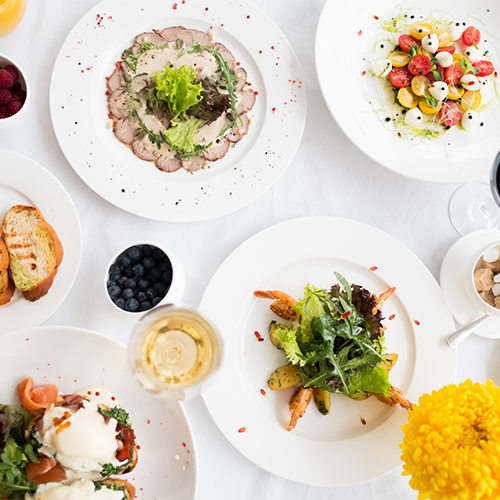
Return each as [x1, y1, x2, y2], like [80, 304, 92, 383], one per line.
[141, 245, 153, 257]
[132, 264, 145, 278]
[152, 296, 162, 307]
[118, 276, 128, 287]
[126, 246, 142, 262]
[124, 278, 137, 289]
[153, 282, 168, 296]
[109, 264, 121, 275]
[152, 247, 165, 260]
[137, 279, 149, 291]
[106, 279, 117, 288]
[136, 291, 147, 302]
[150, 267, 162, 280]
[108, 285, 121, 300]
[117, 253, 131, 267]
[115, 298, 125, 309]
[138, 301, 153, 312]
[144, 274, 155, 285]
[124, 298, 139, 312]
[124, 266, 134, 278]
[122, 288, 134, 299]
[146, 287, 158, 300]
[158, 260, 172, 272]
[142, 257, 156, 270]
[109, 273, 121, 283]
[162, 270, 172, 284]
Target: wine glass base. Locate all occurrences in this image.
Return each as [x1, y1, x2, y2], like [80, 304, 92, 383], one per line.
[449, 183, 500, 236]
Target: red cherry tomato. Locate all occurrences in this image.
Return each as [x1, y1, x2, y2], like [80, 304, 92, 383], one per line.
[439, 101, 462, 127]
[389, 67, 413, 88]
[436, 46, 456, 54]
[472, 60, 495, 77]
[427, 65, 444, 82]
[398, 34, 421, 54]
[462, 26, 481, 47]
[444, 65, 463, 85]
[408, 54, 431, 76]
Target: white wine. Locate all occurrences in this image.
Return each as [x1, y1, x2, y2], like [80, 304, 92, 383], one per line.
[129, 305, 221, 398]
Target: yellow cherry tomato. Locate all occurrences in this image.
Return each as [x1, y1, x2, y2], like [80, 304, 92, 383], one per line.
[397, 87, 419, 108]
[434, 28, 452, 48]
[447, 84, 465, 100]
[410, 21, 433, 40]
[389, 51, 411, 67]
[418, 97, 442, 114]
[417, 47, 433, 58]
[453, 53, 468, 67]
[411, 75, 431, 96]
[460, 90, 482, 111]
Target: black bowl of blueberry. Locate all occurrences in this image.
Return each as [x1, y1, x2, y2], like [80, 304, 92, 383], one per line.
[105, 242, 185, 317]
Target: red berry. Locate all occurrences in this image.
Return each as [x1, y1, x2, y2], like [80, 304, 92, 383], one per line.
[3, 65, 19, 86]
[0, 88, 13, 105]
[12, 88, 26, 103]
[0, 105, 10, 117]
[0, 69, 14, 89]
[6, 97, 22, 116]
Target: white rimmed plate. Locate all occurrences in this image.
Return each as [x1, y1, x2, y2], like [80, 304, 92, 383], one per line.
[0, 151, 82, 334]
[50, 0, 306, 222]
[316, 0, 500, 183]
[0, 326, 197, 499]
[200, 216, 457, 487]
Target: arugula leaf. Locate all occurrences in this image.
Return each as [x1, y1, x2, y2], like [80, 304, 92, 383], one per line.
[409, 45, 418, 58]
[424, 94, 439, 108]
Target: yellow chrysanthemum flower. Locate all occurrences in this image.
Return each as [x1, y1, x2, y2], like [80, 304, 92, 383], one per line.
[400, 380, 500, 500]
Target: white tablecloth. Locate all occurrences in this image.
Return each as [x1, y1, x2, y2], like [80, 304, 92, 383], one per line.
[1, 1, 497, 499]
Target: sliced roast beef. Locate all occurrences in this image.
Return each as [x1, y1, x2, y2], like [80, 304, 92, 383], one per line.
[236, 89, 256, 114]
[114, 118, 137, 145]
[235, 67, 247, 91]
[161, 26, 194, 46]
[211, 42, 236, 71]
[156, 156, 182, 172]
[191, 30, 212, 46]
[182, 156, 207, 172]
[107, 67, 125, 92]
[108, 88, 129, 119]
[132, 139, 158, 161]
[133, 31, 167, 52]
[226, 114, 249, 142]
[202, 139, 230, 161]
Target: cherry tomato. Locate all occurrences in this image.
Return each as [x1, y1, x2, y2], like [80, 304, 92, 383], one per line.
[472, 60, 495, 77]
[427, 65, 444, 83]
[389, 51, 410, 67]
[397, 87, 419, 108]
[411, 75, 431, 96]
[389, 67, 413, 88]
[409, 21, 432, 41]
[398, 34, 421, 54]
[439, 101, 462, 127]
[408, 54, 431, 76]
[434, 28, 452, 48]
[436, 46, 456, 55]
[444, 65, 463, 85]
[462, 26, 481, 47]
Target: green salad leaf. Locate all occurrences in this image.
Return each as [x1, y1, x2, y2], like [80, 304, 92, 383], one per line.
[164, 118, 204, 153]
[272, 325, 306, 367]
[348, 366, 391, 399]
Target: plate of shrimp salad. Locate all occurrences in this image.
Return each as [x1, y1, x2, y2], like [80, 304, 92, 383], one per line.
[255, 274, 410, 433]
[200, 216, 456, 487]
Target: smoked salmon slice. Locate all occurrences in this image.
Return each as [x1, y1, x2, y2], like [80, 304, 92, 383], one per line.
[27, 455, 67, 483]
[17, 377, 59, 412]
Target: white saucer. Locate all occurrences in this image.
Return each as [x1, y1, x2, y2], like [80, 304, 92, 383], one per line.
[440, 229, 500, 339]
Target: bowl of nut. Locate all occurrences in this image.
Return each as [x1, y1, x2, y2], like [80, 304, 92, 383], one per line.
[0, 53, 29, 130]
[105, 242, 185, 319]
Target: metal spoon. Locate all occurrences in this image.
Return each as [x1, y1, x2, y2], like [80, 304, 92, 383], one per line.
[446, 314, 490, 348]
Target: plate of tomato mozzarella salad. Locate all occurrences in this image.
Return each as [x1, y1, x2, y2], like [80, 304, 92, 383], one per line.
[316, 0, 500, 183]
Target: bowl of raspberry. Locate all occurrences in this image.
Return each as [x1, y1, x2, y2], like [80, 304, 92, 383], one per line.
[105, 242, 185, 319]
[0, 53, 29, 130]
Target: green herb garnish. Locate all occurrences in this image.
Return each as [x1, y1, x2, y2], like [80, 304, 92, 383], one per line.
[97, 406, 132, 428]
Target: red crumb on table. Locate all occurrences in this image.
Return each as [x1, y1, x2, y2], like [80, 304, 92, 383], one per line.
[361, 70, 366, 76]
[373, 14, 379, 19]
[413, 319, 420, 326]
[360, 415, 367, 425]
[254, 331, 264, 341]
[272, 107, 276, 113]
[238, 427, 248, 433]
[389, 314, 396, 321]
[357, 30, 362, 36]
[182, 442, 187, 448]
[173, 2, 178, 8]
[147, 419, 151, 424]
[260, 389, 267, 398]
[367, 266, 377, 271]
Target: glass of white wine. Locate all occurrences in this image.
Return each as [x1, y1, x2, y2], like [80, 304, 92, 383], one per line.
[128, 304, 222, 400]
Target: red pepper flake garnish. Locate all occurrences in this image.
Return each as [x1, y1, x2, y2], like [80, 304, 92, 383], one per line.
[398, 132, 402, 138]
[373, 14, 379, 20]
[73, 380, 77, 383]
[221, 23, 224, 27]
[413, 319, 420, 326]
[254, 331, 264, 342]
[260, 389, 267, 398]
[111, 396, 116, 401]
[357, 30, 362, 37]
[259, 50, 262, 54]
[359, 415, 367, 425]
[87, 391, 92, 395]
[494, 72, 498, 78]
[389, 314, 396, 321]
[254, 91, 259, 96]
[137, 445, 141, 450]
[108, 113, 112, 119]
[341, 311, 351, 319]
[182, 0, 186, 3]
[361, 70, 366, 77]
[182, 442, 187, 447]
[247, 15, 250, 19]
[205, 7, 208, 10]
[238, 427, 248, 433]
[115, 61, 121, 68]
[236, 61, 241, 66]
[25, 338, 29, 341]
[173, 2, 178, 9]
[95, 391, 100, 396]
[272, 107, 276, 113]
[147, 419, 151, 424]
[186, 461, 189, 465]
[367, 266, 377, 271]
[271, 46, 275, 50]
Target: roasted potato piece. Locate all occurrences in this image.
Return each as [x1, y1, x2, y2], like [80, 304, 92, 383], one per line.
[312, 387, 331, 415]
[268, 364, 302, 390]
[378, 352, 398, 371]
[269, 320, 283, 350]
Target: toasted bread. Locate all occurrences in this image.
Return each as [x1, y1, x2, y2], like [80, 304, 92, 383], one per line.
[2, 205, 63, 302]
[97, 478, 136, 499]
[0, 230, 15, 306]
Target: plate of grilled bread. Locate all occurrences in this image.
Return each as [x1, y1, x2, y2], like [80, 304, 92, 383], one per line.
[0, 150, 82, 334]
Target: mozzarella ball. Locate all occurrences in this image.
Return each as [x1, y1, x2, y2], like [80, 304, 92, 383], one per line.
[372, 59, 392, 78]
[461, 109, 479, 131]
[464, 45, 484, 63]
[421, 33, 439, 53]
[447, 22, 466, 41]
[405, 107, 424, 127]
[429, 81, 449, 102]
[460, 74, 480, 91]
[435, 51, 453, 68]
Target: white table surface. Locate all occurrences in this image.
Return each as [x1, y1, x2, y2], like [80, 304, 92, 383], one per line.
[1, 1, 499, 499]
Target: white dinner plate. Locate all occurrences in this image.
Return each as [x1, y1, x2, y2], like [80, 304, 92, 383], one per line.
[0, 151, 82, 334]
[316, 0, 500, 183]
[50, 0, 306, 222]
[0, 326, 197, 499]
[200, 216, 457, 487]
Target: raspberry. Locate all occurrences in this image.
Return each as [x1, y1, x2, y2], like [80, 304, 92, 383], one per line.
[0, 69, 14, 89]
[3, 65, 19, 86]
[7, 97, 22, 116]
[0, 105, 10, 118]
[0, 88, 13, 105]
[12, 88, 26, 103]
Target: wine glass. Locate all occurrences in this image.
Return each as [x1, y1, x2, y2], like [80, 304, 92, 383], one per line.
[449, 151, 500, 235]
[0, 0, 26, 37]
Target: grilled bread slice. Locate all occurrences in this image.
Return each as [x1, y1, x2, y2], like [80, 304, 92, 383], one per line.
[97, 478, 136, 499]
[2, 205, 63, 302]
[0, 230, 15, 306]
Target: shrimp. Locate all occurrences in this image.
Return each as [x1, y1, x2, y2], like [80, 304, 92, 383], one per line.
[372, 384, 412, 410]
[372, 286, 396, 315]
[287, 385, 313, 431]
[254, 290, 301, 321]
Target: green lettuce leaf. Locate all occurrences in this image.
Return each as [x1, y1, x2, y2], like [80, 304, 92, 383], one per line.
[348, 366, 391, 398]
[272, 324, 306, 367]
[294, 285, 328, 343]
[152, 65, 203, 118]
[164, 118, 203, 153]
